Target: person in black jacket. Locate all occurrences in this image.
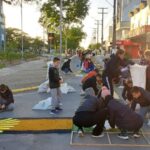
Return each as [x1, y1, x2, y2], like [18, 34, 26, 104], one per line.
[82, 74, 102, 95]
[73, 88, 108, 137]
[61, 59, 72, 74]
[122, 79, 133, 106]
[131, 86, 150, 119]
[102, 48, 125, 96]
[49, 57, 63, 114]
[0, 84, 14, 112]
[100, 86, 143, 140]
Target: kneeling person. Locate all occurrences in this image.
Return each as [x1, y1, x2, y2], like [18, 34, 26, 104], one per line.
[0, 84, 14, 112]
[73, 88, 107, 137]
[101, 87, 143, 140]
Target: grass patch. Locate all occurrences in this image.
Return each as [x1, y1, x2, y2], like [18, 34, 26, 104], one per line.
[0, 63, 5, 69]
[0, 51, 38, 68]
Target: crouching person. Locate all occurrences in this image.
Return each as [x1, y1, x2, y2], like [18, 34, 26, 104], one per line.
[101, 86, 143, 140]
[0, 84, 15, 112]
[73, 88, 107, 137]
[130, 86, 150, 119]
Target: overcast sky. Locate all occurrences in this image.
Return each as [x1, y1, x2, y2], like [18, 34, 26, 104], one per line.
[3, 0, 113, 48]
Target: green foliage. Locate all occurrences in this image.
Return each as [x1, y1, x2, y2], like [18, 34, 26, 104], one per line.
[66, 27, 86, 49]
[88, 43, 101, 49]
[39, 0, 89, 30]
[5, 27, 45, 54]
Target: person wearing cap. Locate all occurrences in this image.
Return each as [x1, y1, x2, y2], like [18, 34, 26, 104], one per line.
[73, 87, 108, 137]
[100, 86, 143, 140]
[0, 84, 14, 112]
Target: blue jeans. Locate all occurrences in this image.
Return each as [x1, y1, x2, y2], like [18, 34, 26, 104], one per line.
[137, 106, 150, 119]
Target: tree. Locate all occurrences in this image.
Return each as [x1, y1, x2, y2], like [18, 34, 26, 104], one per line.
[39, 0, 89, 50]
[39, 0, 89, 30]
[5, 27, 44, 53]
[88, 43, 101, 50]
[64, 27, 86, 49]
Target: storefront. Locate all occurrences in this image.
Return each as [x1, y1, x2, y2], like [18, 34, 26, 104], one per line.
[116, 40, 141, 58]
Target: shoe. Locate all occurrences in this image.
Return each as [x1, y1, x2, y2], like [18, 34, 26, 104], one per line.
[59, 103, 63, 106]
[118, 133, 129, 140]
[133, 133, 140, 138]
[92, 133, 104, 138]
[49, 109, 58, 115]
[78, 129, 84, 137]
[55, 107, 63, 111]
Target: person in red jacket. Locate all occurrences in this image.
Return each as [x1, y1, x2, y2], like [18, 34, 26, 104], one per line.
[81, 69, 99, 84]
[0, 84, 14, 112]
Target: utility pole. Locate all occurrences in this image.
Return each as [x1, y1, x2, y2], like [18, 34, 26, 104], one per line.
[59, 0, 63, 58]
[112, 0, 116, 49]
[21, 0, 23, 57]
[95, 20, 100, 49]
[98, 7, 108, 47]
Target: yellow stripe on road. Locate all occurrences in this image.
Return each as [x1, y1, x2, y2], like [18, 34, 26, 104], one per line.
[12, 86, 38, 93]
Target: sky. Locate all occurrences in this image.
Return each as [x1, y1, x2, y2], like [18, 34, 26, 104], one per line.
[3, 0, 113, 48]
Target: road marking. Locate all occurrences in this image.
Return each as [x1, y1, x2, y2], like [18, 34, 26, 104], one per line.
[12, 86, 38, 93]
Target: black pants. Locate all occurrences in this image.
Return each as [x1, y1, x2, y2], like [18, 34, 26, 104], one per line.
[73, 109, 107, 135]
[102, 76, 113, 97]
[117, 114, 143, 133]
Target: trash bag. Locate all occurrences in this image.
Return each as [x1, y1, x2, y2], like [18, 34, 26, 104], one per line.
[60, 83, 76, 94]
[130, 64, 147, 89]
[38, 80, 50, 93]
[32, 97, 52, 110]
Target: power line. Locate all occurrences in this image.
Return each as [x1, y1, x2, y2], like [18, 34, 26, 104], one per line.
[105, 0, 113, 7]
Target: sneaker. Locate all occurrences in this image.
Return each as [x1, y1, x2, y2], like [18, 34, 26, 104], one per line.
[55, 107, 63, 111]
[78, 129, 84, 137]
[133, 133, 140, 138]
[118, 133, 129, 140]
[49, 109, 58, 115]
[92, 133, 104, 138]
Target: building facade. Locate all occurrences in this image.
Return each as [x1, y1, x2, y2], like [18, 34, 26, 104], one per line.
[0, 1, 5, 51]
[128, 1, 150, 50]
[116, 0, 142, 40]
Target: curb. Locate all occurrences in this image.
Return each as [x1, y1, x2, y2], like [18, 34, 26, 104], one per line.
[12, 86, 38, 93]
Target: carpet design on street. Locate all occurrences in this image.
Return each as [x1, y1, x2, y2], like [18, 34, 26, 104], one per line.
[0, 118, 20, 133]
[70, 131, 150, 147]
[0, 118, 72, 133]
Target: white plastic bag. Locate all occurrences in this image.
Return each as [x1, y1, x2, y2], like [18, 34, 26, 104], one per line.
[60, 83, 76, 94]
[130, 64, 147, 89]
[38, 80, 50, 93]
[32, 97, 52, 110]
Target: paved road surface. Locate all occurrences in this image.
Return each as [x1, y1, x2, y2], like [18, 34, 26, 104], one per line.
[0, 59, 47, 89]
